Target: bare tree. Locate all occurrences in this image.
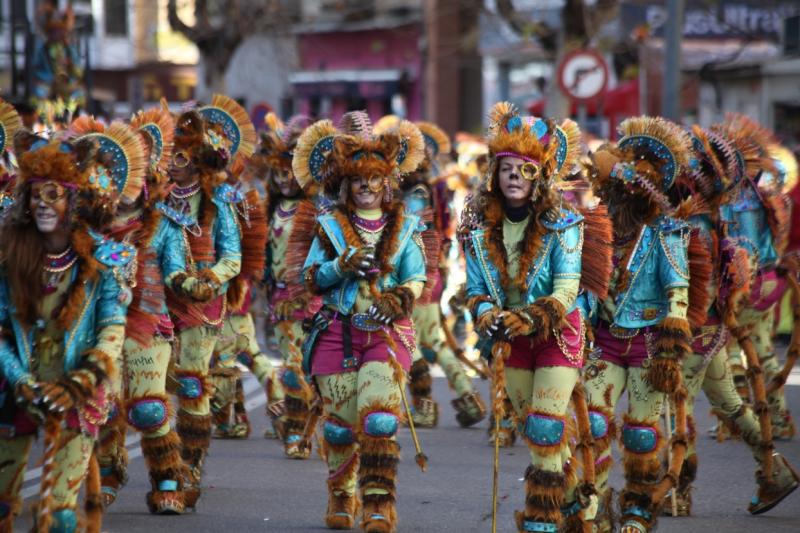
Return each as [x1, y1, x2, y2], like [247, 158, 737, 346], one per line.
[495, 0, 619, 116]
[167, 0, 300, 98]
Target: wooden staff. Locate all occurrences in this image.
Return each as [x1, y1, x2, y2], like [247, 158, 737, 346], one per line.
[439, 308, 490, 379]
[664, 399, 678, 517]
[490, 339, 510, 533]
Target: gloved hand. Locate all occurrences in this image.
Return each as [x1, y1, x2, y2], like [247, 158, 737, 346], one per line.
[475, 308, 502, 338]
[368, 286, 415, 325]
[502, 310, 535, 339]
[38, 380, 85, 414]
[337, 246, 375, 278]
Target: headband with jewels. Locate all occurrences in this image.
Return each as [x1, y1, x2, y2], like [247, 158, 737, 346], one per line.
[253, 112, 312, 175]
[198, 94, 256, 166]
[685, 125, 741, 196]
[130, 106, 174, 177]
[67, 116, 147, 204]
[712, 113, 776, 182]
[485, 101, 560, 183]
[293, 111, 424, 196]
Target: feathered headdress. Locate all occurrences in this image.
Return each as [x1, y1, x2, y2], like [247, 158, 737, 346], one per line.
[0, 99, 21, 158]
[131, 107, 174, 177]
[253, 112, 312, 175]
[686, 125, 740, 196]
[485, 101, 561, 188]
[712, 113, 776, 182]
[589, 116, 690, 211]
[198, 94, 257, 167]
[68, 116, 148, 204]
[38, 3, 74, 35]
[292, 111, 425, 197]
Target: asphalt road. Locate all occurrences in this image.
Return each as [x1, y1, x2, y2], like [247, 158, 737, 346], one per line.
[15, 364, 800, 532]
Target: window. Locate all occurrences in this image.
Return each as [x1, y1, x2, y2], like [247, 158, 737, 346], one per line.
[104, 0, 128, 36]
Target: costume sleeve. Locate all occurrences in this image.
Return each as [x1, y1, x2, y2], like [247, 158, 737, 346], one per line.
[465, 243, 493, 318]
[0, 283, 31, 386]
[396, 235, 427, 286]
[667, 286, 689, 320]
[210, 203, 242, 284]
[303, 235, 344, 290]
[159, 220, 188, 289]
[548, 223, 583, 310]
[96, 268, 130, 329]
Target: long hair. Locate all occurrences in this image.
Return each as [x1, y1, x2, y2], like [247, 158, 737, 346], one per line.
[0, 182, 71, 326]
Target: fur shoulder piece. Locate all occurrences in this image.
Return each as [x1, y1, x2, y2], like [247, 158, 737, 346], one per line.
[655, 214, 689, 234]
[156, 201, 196, 228]
[541, 208, 584, 231]
[579, 204, 613, 300]
[90, 230, 136, 268]
[213, 182, 244, 204]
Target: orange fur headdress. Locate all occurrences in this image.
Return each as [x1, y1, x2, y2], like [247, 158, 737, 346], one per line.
[589, 116, 690, 211]
[130, 106, 175, 203]
[712, 113, 776, 182]
[38, 3, 74, 35]
[252, 112, 311, 175]
[293, 111, 425, 197]
[685, 125, 740, 196]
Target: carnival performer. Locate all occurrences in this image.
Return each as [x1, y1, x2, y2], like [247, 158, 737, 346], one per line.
[207, 157, 272, 441]
[250, 112, 320, 456]
[583, 116, 706, 533]
[663, 124, 799, 517]
[294, 112, 427, 532]
[32, 3, 84, 107]
[165, 95, 255, 508]
[0, 126, 143, 532]
[462, 103, 608, 532]
[74, 109, 204, 514]
[374, 117, 487, 429]
[715, 114, 795, 441]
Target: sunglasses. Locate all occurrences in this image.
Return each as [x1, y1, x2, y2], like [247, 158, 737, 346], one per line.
[31, 181, 68, 204]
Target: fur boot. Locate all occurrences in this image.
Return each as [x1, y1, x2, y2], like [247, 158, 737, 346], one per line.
[409, 358, 438, 428]
[359, 436, 400, 533]
[176, 411, 212, 509]
[514, 465, 565, 533]
[452, 391, 487, 428]
[141, 431, 187, 515]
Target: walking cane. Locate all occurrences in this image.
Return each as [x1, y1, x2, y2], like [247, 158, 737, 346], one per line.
[490, 339, 511, 533]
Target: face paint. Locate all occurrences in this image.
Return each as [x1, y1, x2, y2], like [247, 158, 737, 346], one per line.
[30, 182, 69, 234]
[350, 175, 384, 210]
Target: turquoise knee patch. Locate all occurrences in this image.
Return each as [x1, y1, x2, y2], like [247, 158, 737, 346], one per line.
[523, 413, 565, 446]
[421, 347, 437, 363]
[281, 369, 301, 390]
[177, 376, 203, 399]
[363, 412, 398, 438]
[323, 421, 354, 446]
[128, 399, 168, 431]
[588, 411, 609, 439]
[622, 424, 658, 453]
[50, 509, 78, 533]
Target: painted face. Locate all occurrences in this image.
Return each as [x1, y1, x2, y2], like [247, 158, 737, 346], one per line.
[350, 175, 384, 210]
[273, 168, 301, 197]
[498, 156, 533, 206]
[30, 181, 69, 234]
[169, 150, 192, 184]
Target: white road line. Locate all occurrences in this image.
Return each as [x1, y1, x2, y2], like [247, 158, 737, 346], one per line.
[21, 375, 268, 500]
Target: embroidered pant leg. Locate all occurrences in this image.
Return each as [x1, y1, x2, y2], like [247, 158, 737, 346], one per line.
[278, 318, 314, 448]
[415, 302, 473, 396]
[357, 361, 403, 531]
[748, 308, 792, 433]
[702, 345, 763, 461]
[507, 366, 580, 529]
[0, 436, 33, 526]
[583, 360, 627, 497]
[618, 367, 668, 531]
[50, 430, 95, 516]
[316, 371, 359, 497]
[209, 317, 243, 434]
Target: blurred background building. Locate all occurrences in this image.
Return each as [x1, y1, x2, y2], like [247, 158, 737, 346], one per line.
[1, 0, 799, 146]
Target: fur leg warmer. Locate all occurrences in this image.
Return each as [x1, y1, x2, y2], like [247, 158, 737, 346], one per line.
[141, 430, 186, 514]
[515, 466, 566, 532]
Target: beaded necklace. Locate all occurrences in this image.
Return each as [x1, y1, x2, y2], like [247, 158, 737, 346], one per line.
[170, 181, 201, 200]
[43, 248, 77, 294]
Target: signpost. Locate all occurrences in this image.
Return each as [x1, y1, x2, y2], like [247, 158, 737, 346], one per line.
[557, 48, 609, 132]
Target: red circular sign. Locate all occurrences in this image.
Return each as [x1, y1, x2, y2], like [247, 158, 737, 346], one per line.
[557, 48, 609, 102]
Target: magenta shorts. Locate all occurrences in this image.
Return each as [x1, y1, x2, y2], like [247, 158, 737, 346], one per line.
[594, 322, 653, 368]
[506, 309, 584, 369]
[690, 316, 729, 361]
[749, 268, 787, 312]
[311, 317, 414, 376]
[271, 287, 322, 321]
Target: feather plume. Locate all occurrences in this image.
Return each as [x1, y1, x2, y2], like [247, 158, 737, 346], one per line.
[292, 119, 337, 190]
[228, 189, 268, 311]
[618, 116, 691, 172]
[487, 101, 518, 138]
[579, 204, 613, 300]
[338, 111, 373, 139]
[713, 113, 774, 178]
[555, 118, 582, 180]
[100, 122, 148, 202]
[131, 107, 175, 176]
[0, 99, 22, 154]
[687, 227, 713, 328]
[394, 120, 425, 175]
[374, 115, 401, 134]
[205, 94, 257, 160]
[416, 207, 442, 303]
[416, 121, 451, 156]
[285, 199, 320, 300]
[68, 115, 106, 136]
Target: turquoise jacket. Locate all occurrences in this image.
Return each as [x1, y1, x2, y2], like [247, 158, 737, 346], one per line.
[719, 181, 777, 269]
[144, 202, 193, 313]
[609, 215, 690, 329]
[403, 185, 430, 216]
[0, 233, 135, 386]
[302, 212, 427, 315]
[465, 209, 583, 318]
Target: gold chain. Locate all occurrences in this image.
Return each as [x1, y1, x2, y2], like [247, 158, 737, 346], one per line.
[555, 222, 584, 254]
